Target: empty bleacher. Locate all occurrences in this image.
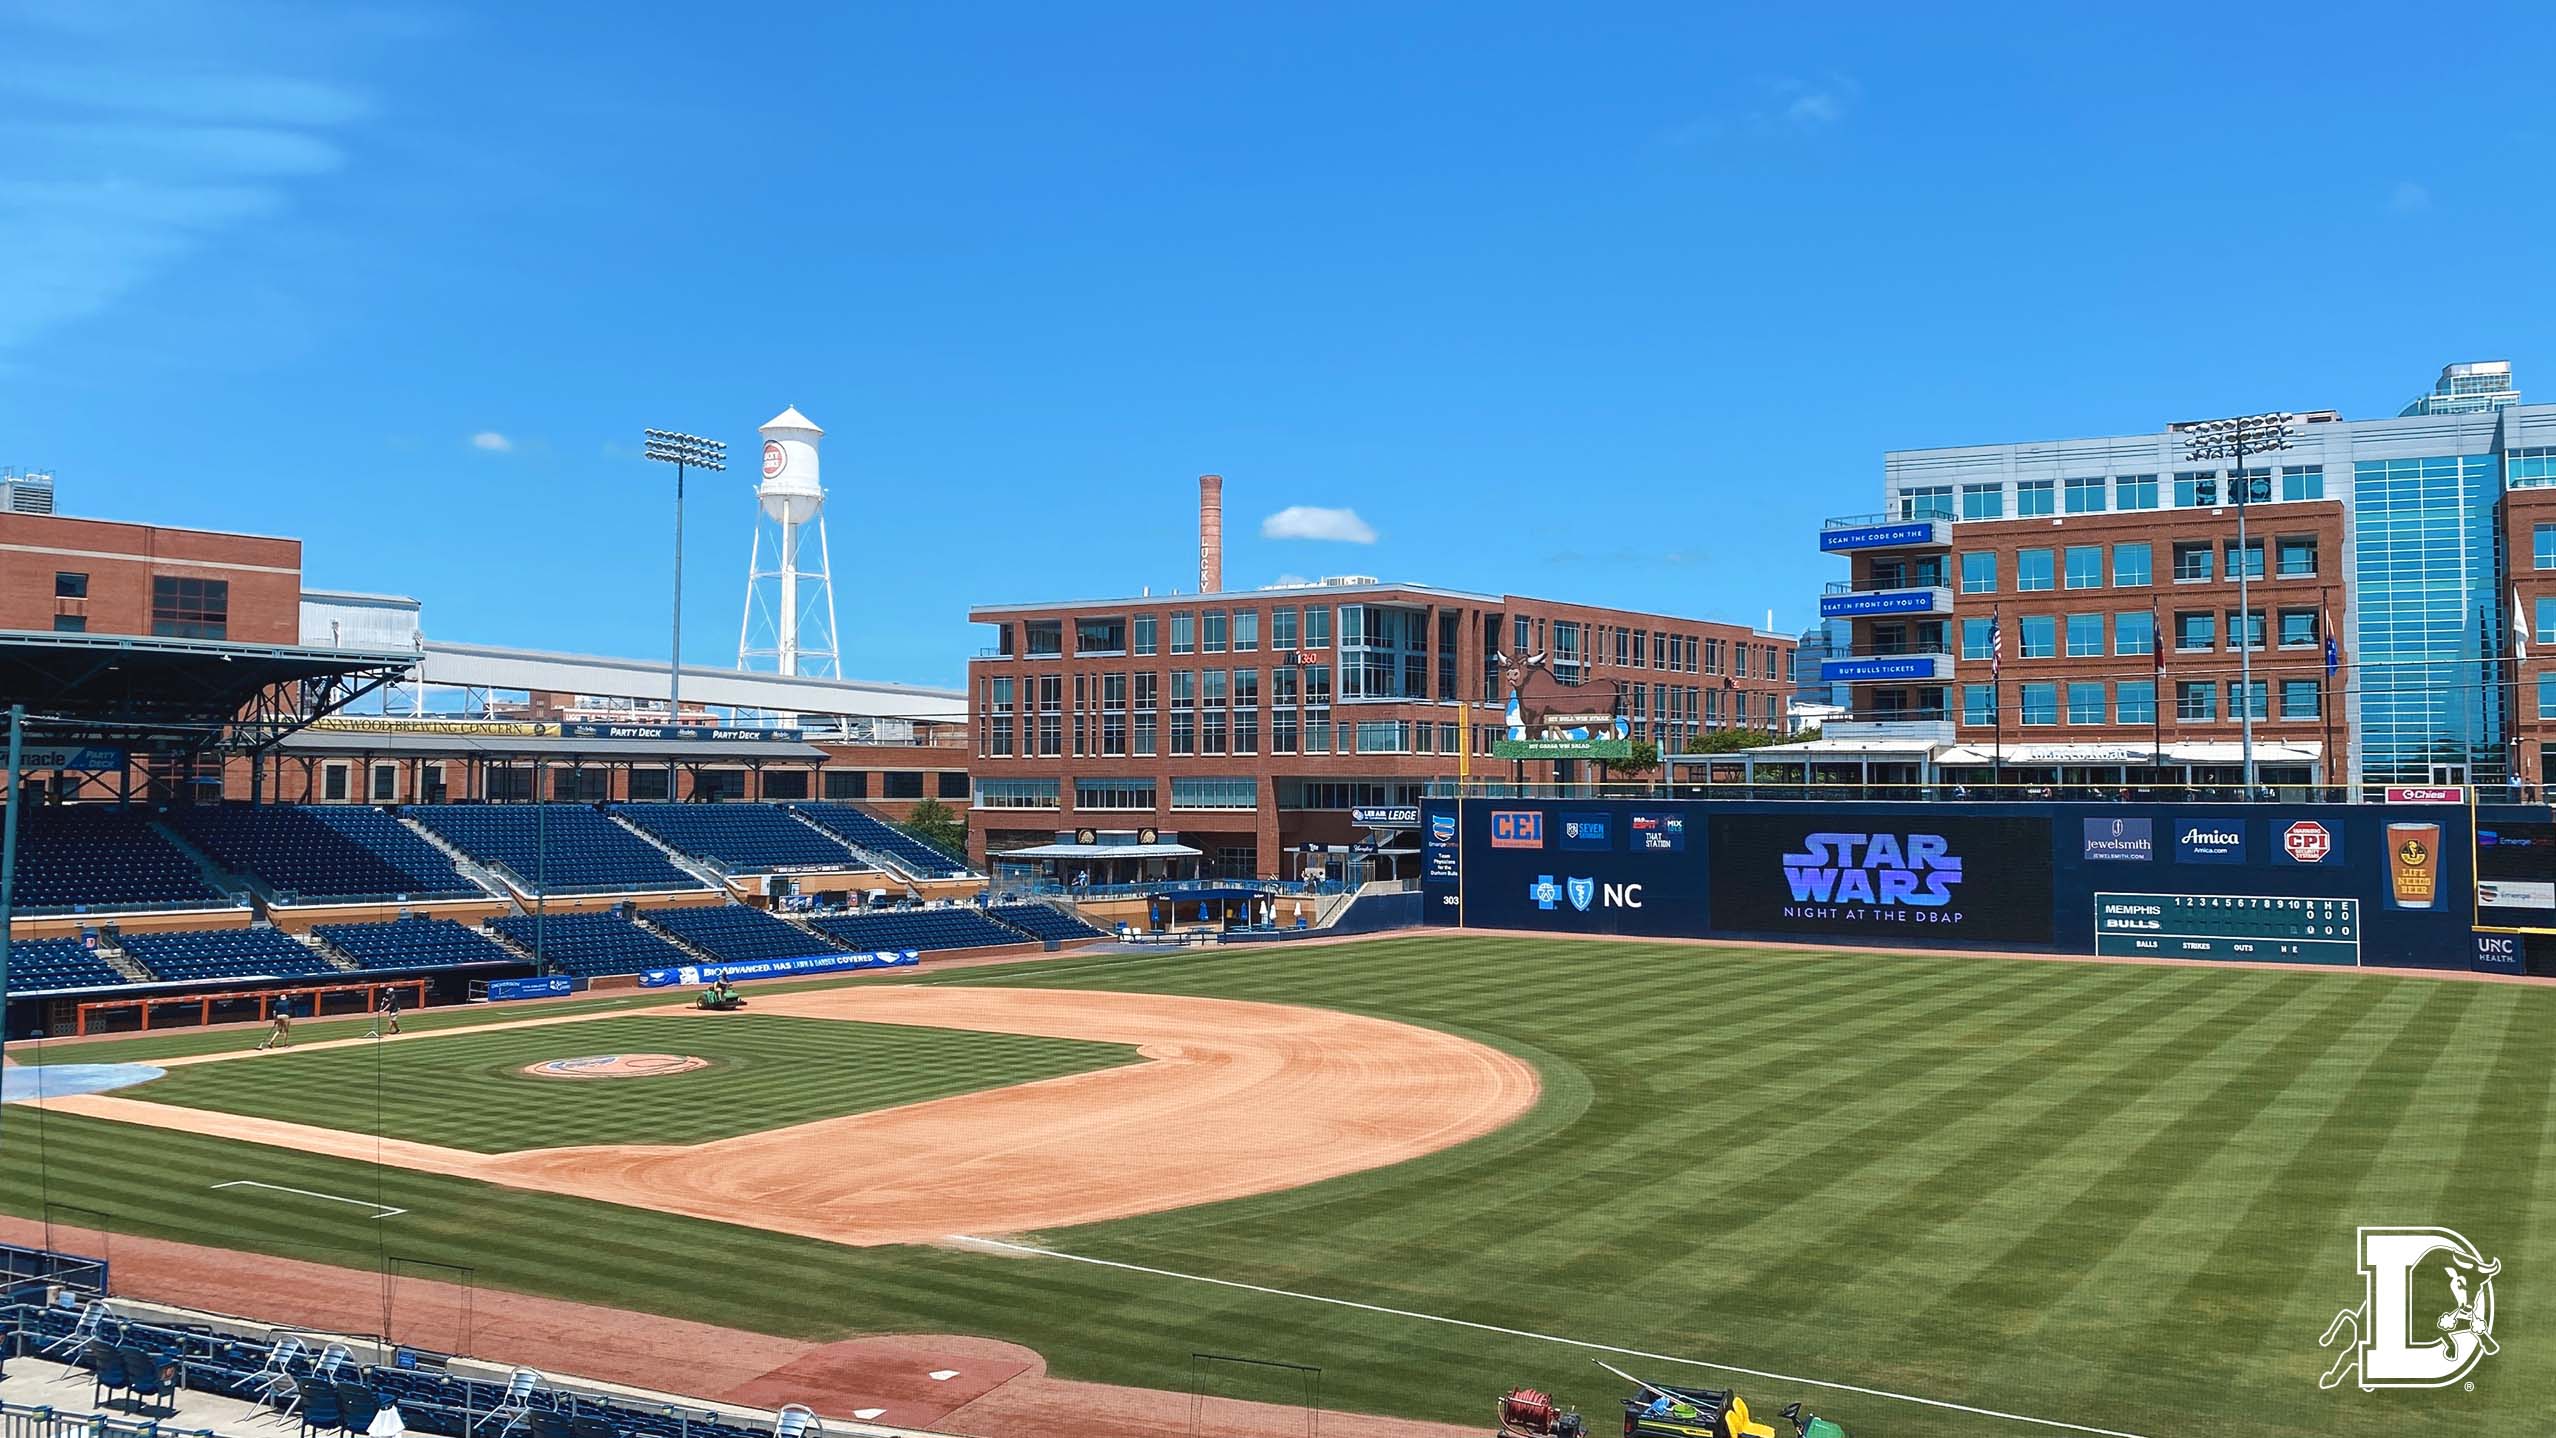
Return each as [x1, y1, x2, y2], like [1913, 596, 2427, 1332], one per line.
[6, 936, 131, 991]
[173, 805, 480, 902]
[987, 902, 1107, 944]
[613, 803, 865, 872]
[119, 927, 336, 984]
[314, 916, 519, 971]
[6, 807, 228, 912]
[806, 905, 1023, 953]
[492, 910, 694, 977]
[789, 802, 975, 879]
[642, 904, 838, 962]
[406, 805, 704, 893]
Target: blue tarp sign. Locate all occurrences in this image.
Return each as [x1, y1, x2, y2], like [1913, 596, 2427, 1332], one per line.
[486, 975, 578, 1002]
[636, 949, 921, 988]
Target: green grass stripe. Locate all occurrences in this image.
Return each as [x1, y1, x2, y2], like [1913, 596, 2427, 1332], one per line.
[115, 1013, 1138, 1151]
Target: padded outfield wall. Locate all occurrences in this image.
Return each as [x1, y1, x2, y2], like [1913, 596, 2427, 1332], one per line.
[1420, 797, 2556, 975]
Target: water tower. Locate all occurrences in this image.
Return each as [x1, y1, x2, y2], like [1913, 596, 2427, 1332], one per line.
[736, 405, 841, 678]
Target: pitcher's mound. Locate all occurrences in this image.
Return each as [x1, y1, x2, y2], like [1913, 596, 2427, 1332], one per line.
[520, 1053, 708, 1080]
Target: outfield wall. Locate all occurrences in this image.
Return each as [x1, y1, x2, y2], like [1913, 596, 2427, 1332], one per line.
[1421, 798, 2556, 974]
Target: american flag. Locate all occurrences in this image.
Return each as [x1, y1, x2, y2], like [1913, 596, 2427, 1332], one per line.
[1988, 608, 2003, 679]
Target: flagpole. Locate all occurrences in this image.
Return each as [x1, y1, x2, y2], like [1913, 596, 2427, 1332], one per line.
[2321, 586, 2336, 800]
[1990, 604, 2003, 796]
[2150, 595, 2164, 792]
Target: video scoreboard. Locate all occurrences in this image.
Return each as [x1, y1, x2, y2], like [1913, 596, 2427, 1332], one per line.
[2094, 892, 2361, 966]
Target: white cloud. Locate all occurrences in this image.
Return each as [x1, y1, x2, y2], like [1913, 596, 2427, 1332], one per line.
[2389, 181, 2431, 213]
[1261, 506, 1378, 544]
[1663, 74, 1857, 148]
[470, 431, 514, 453]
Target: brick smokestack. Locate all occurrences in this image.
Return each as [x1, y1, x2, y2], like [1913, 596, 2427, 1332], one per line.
[1198, 473, 1224, 594]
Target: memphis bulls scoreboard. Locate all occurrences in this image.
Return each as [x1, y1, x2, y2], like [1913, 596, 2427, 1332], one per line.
[2094, 892, 2360, 966]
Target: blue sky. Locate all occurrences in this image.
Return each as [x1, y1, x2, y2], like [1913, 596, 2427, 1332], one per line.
[4, 1, 2550, 690]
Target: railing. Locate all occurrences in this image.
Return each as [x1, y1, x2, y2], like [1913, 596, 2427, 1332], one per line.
[1821, 511, 1893, 530]
[995, 876, 1348, 901]
[0, 1401, 223, 1438]
[1824, 576, 1950, 595]
[1421, 777, 2546, 805]
[1822, 641, 1956, 659]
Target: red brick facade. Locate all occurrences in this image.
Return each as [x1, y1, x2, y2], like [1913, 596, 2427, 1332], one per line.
[2505, 487, 2556, 788]
[1, 511, 301, 644]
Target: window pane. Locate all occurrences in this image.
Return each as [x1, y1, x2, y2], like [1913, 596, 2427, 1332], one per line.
[2117, 475, 2159, 510]
[2064, 546, 2102, 589]
[2112, 542, 2151, 586]
[2015, 550, 2053, 591]
[2016, 480, 2055, 516]
[2066, 681, 2106, 724]
[2113, 610, 2154, 655]
[2020, 616, 2055, 658]
[1960, 484, 2002, 520]
[2020, 682, 2057, 725]
[1960, 551, 1997, 594]
[2064, 477, 2105, 514]
[2066, 613, 2103, 657]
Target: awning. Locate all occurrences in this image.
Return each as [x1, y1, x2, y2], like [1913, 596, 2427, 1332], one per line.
[1937, 740, 2324, 766]
[994, 842, 1204, 859]
[1686, 737, 1943, 758]
[275, 732, 827, 761]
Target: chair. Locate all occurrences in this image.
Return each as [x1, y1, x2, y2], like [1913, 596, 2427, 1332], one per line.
[567, 1415, 619, 1438]
[335, 1379, 382, 1436]
[774, 1405, 823, 1438]
[243, 1333, 309, 1412]
[471, 1367, 545, 1437]
[40, 1297, 107, 1358]
[90, 1340, 132, 1410]
[300, 1377, 347, 1438]
[120, 1344, 176, 1417]
[312, 1341, 352, 1385]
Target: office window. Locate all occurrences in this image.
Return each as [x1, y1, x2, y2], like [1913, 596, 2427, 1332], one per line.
[2224, 539, 2266, 580]
[2064, 546, 2103, 589]
[2280, 465, 2324, 501]
[2065, 613, 2103, 657]
[150, 576, 228, 640]
[2117, 474, 2160, 511]
[371, 764, 397, 802]
[822, 771, 867, 800]
[2536, 524, 2556, 570]
[1900, 485, 1953, 519]
[2016, 549, 2054, 592]
[1233, 609, 1259, 651]
[2230, 469, 2271, 505]
[2176, 681, 2218, 720]
[1171, 777, 1256, 810]
[1074, 778, 1157, 811]
[1023, 620, 1063, 657]
[2538, 598, 2556, 647]
[2232, 680, 2268, 720]
[2275, 537, 2317, 578]
[54, 572, 86, 599]
[1960, 483, 2003, 520]
[2116, 680, 2156, 724]
[2280, 679, 2321, 720]
[2016, 479, 2056, 517]
[2278, 609, 2319, 648]
[52, 615, 86, 632]
[1201, 610, 1228, 653]
[2066, 681, 2106, 724]
[1961, 617, 1996, 661]
[882, 770, 926, 800]
[2171, 543, 2213, 582]
[1132, 613, 1157, 655]
[1959, 551, 1997, 594]
[2541, 671, 2556, 719]
[2226, 609, 2265, 651]
[1963, 683, 1997, 725]
[2019, 682, 2058, 726]
[2020, 615, 2056, 659]
[975, 778, 1060, 810]
[1169, 611, 1195, 653]
[2176, 611, 2216, 651]
[2173, 472, 2220, 508]
[1304, 607, 1331, 647]
[2114, 609, 2155, 656]
[2515, 448, 2556, 486]
[2064, 476, 2106, 514]
[1266, 607, 1295, 649]
[2112, 542, 2152, 587]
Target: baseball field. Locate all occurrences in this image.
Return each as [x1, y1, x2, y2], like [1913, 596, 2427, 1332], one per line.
[2, 933, 2548, 1438]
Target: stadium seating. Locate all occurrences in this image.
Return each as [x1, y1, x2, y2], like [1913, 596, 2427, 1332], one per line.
[612, 803, 865, 872]
[987, 902, 1107, 943]
[807, 906, 1023, 953]
[314, 916, 518, 971]
[119, 927, 336, 983]
[6, 936, 130, 991]
[492, 910, 693, 977]
[173, 805, 480, 902]
[789, 802, 975, 878]
[405, 805, 703, 893]
[641, 904, 840, 962]
[6, 807, 227, 912]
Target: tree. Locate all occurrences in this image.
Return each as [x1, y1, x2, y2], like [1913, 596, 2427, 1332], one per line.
[898, 797, 969, 857]
[1599, 738, 1660, 778]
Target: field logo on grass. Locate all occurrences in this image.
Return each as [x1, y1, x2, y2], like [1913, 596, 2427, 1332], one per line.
[2318, 1226, 2499, 1391]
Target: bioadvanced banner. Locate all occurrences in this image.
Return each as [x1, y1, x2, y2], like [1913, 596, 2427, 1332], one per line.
[1706, 813, 2055, 944]
[637, 949, 919, 988]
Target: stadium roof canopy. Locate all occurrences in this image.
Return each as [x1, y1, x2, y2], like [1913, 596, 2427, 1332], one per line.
[276, 731, 826, 762]
[0, 630, 416, 752]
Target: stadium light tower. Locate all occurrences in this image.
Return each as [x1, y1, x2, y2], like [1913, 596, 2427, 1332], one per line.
[2182, 411, 2296, 794]
[643, 429, 726, 724]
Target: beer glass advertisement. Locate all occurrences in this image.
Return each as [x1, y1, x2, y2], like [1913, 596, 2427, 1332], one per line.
[2382, 818, 2444, 912]
[1706, 813, 2055, 944]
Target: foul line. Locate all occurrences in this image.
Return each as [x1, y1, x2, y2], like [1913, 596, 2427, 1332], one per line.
[948, 1235, 2154, 1438]
[213, 1180, 406, 1219]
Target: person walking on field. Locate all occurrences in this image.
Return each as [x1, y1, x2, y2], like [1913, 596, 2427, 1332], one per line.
[256, 994, 295, 1051]
[364, 985, 402, 1039]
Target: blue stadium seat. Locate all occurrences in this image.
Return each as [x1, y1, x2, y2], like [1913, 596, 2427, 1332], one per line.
[120, 927, 336, 983]
[806, 906, 1022, 953]
[491, 911, 693, 977]
[788, 803, 975, 879]
[7, 808, 227, 912]
[6, 936, 131, 991]
[986, 903, 1107, 943]
[404, 806, 704, 893]
[612, 804, 865, 872]
[640, 904, 840, 962]
[313, 917, 517, 971]
[174, 806, 480, 902]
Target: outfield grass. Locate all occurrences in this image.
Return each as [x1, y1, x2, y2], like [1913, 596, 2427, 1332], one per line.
[2, 936, 2547, 1437]
[113, 1013, 1140, 1151]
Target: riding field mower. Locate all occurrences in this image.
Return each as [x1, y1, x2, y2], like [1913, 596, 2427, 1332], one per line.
[1603, 1361, 1848, 1438]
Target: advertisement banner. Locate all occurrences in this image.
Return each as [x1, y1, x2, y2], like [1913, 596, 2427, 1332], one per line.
[2474, 822, 2556, 927]
[1425, 810, 1460, 882]
[1818, 590, 1942, 619]
[2383, 785, 2465, 804]
[2081, 817, 2154, 862]
[637, 949, 920, 988]
[1555, 813, 1612, 851]
[1819, 656, 1945, 684]
[2471, 931, 2527, 975]
[1491, 737, 1634, 760]
[1706, 813, 2054, 943]
[1819, 521, 1940, 552]
[1629, 812, 1686, 852]
[16, 746, 127, 772]
[2172, 819, 2248, 864]
[2275, 818, 2339, 865]
[2383, 821, 2441, 910]
[486, 975, 579, 1002]
[1350, 805, 1422, 828]
[1489, 811, 1545, 848]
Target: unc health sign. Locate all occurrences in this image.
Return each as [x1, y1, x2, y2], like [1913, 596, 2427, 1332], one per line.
[1706, 813, 2054, 944]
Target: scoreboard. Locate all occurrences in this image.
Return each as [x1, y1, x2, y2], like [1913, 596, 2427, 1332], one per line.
[2094, 892, 2360, 966]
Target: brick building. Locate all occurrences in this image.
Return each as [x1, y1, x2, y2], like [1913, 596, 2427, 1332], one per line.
[1, 510, 301, 644]
[2508, 469, 2556, 789]
[967, 577, 1792, 879]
